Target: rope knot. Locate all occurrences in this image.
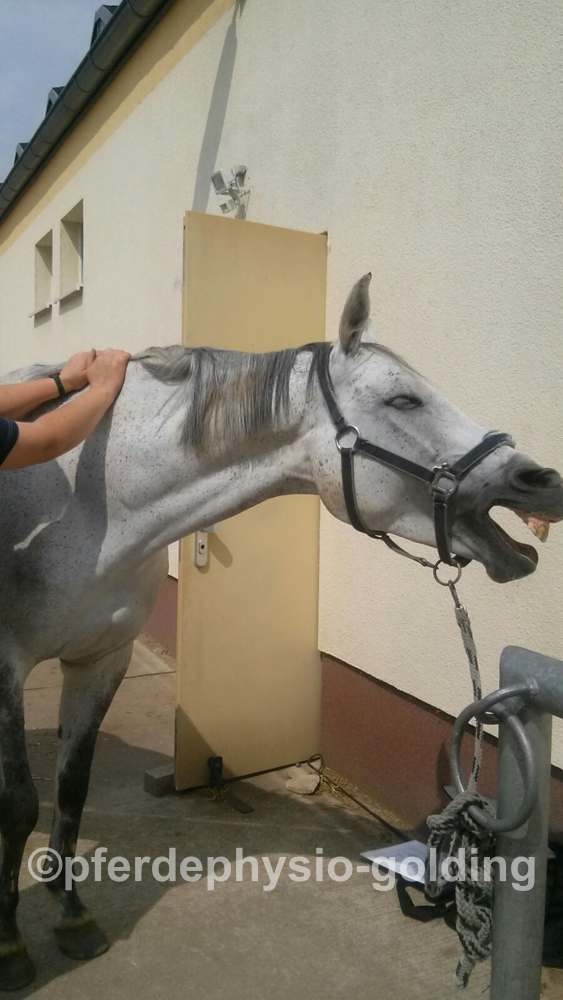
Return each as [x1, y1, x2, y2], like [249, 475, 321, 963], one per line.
[425, 792, 496, 988]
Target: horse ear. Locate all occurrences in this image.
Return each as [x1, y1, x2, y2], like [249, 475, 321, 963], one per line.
[339, 272, 372, 355]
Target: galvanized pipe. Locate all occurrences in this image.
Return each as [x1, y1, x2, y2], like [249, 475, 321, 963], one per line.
[500, 645, 563, 719]
[490, 647, 557, 1000]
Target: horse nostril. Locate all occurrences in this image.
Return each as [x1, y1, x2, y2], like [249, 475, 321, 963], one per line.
[511, 465, 562, 491]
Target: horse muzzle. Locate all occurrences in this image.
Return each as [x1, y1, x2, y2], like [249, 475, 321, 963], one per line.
[456, 457, 563, 582]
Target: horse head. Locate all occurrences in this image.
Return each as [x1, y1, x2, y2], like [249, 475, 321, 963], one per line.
[311, 274, 563, 582]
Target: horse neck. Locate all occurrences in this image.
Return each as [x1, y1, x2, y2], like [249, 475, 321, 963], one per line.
[102, 357, 317, 567]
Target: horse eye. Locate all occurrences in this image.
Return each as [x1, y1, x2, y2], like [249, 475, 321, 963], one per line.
[386, 394, 423, 410]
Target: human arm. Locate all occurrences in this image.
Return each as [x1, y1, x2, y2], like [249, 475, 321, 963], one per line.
[0, 349, 96, 419]
[1, 350, 130, 469]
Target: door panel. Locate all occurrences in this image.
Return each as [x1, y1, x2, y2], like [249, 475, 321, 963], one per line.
[175, 212, 326, 789]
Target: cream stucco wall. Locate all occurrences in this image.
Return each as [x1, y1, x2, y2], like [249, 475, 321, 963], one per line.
[1, 1, 562, 758]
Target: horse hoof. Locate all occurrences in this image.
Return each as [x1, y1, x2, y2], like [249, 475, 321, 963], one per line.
[54, 915, 109, 961]
[0, 943, 36, 991]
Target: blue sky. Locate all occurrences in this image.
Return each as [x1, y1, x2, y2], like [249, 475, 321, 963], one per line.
[0, 1, 103, 182]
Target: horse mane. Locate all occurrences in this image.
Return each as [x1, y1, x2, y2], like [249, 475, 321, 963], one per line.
[135, 339, 419, 453]
[0, 340, 414, 448]
[0, 362, 64, 385]
[135, 342, 330, 451]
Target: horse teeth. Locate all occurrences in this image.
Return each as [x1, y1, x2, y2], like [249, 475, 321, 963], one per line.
[515, 510, 550, 541]
[526, 516, 550, 542]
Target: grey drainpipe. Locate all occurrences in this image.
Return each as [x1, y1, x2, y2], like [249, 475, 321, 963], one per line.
[0, 0, 173, 223]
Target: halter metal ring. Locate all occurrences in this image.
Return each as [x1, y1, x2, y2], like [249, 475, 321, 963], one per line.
[430, 464, 459, 499]
[335, 424, 360, 453]
[433, 559, 462, 586]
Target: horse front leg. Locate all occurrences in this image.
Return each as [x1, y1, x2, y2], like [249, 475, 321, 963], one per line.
[46, 642, 132, 961]
[0, 662, 38, 990]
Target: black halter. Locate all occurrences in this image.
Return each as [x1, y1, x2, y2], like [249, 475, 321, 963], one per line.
[317, 347, 514, 570]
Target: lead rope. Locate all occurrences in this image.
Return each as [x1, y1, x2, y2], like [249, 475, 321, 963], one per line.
[404, 559, 494, 987]
[446, 581, 483, 792]
[423, 560, 485, 790]
[366, 541, 492, 985]
[425, 791, 496, 988]
[429, 568, 493, 987]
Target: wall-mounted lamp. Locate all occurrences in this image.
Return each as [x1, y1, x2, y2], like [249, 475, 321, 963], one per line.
[211, 165, 250, 219]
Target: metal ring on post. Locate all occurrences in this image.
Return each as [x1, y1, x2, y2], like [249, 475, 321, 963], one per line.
[450, 683, 538, 833]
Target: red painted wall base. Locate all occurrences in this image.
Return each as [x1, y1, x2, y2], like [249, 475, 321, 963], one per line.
[321, 652, 563, 838]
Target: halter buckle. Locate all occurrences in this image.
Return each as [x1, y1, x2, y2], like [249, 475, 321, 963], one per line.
[335, 424, 360, 453]
[430, 464, 459, 500]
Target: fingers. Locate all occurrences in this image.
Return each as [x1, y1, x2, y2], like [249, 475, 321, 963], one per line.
[90, 349, 131, 362]
[60, 350, 98, 392]
[65, 349, 95, 366]
[85, 349, 131, 397]
[88, 347, 131, 361]
[87, 349, 131, 375]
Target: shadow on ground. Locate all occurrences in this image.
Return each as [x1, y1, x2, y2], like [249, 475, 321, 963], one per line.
[13, 649, 501, 1000]
[20, 726, 389, 998]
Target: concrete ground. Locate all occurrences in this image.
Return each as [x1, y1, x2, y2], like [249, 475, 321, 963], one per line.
[16, 640, 562, 1000]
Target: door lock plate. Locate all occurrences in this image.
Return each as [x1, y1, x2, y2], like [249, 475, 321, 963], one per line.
[194, 526, 216, 568]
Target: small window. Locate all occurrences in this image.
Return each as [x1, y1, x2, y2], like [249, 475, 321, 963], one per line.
[34, 230, 53, 315]
[60, 201, 84, 301]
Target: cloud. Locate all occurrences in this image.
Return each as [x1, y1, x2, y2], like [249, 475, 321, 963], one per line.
[0, 0, 101, 181]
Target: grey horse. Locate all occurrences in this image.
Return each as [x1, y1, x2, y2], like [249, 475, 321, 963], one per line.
[1, 275, 562, 988]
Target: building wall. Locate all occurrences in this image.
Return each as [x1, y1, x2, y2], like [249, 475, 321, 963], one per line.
[321, 653, 563, 837]
[1, 1, 562, 766]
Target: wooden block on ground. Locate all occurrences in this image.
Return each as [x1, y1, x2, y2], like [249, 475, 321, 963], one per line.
[144, 762, 175, 797]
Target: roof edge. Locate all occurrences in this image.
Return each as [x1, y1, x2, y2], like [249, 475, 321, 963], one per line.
[0, 0, 173, 225]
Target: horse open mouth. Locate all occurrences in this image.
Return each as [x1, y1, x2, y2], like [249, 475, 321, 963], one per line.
[452, 456, 563, 582]
[467, 504, 562, 582]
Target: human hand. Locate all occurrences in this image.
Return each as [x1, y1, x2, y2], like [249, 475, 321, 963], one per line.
[59, 349, 96, 392]
[86, 349, 131, 399]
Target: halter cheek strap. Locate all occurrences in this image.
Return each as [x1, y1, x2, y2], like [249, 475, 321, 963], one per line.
[317, 346, 514, 569]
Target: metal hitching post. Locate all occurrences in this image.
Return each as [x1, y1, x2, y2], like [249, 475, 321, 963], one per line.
[490, 648, 558, 1000]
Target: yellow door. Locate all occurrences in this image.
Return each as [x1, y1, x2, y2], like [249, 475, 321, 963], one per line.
[175, 212, 326, 789]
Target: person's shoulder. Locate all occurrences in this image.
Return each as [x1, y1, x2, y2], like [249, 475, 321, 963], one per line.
[0, 416, 19, 465]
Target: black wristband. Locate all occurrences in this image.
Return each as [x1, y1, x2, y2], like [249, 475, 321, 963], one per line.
[52, 374, 66, 398]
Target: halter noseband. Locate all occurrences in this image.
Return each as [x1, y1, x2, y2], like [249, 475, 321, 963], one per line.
[317, 346, 514, 571]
